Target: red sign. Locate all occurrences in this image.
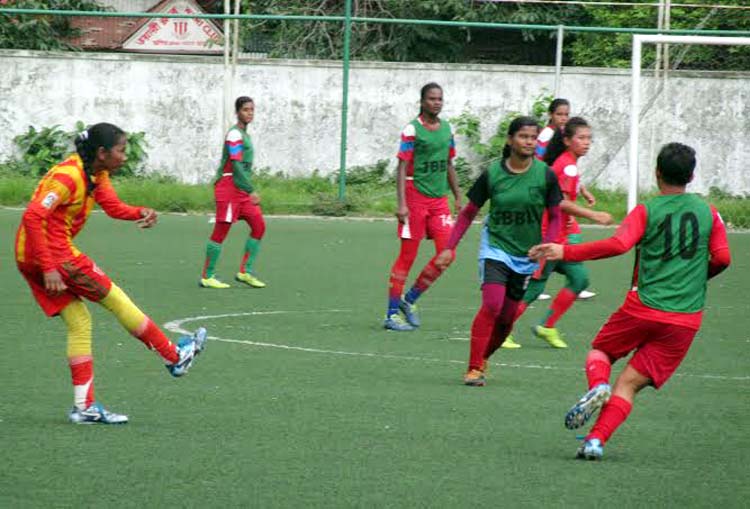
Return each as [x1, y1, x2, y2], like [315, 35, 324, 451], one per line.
[122, 0, 224, 53]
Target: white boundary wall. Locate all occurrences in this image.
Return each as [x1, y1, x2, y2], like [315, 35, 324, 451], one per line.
[1, 49, 749, 194]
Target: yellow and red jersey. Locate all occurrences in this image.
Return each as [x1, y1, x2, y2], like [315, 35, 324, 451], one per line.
[15, 154, 144, 272]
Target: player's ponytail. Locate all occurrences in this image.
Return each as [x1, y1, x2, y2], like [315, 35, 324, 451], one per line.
[543, 116, 589, 166]
[74, 123, 126, 177]
[502, 116, 540, 159]
[418, 82, 442, 116]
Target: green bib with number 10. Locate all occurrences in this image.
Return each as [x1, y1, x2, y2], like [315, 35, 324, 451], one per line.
[411, 119, 452, 198]
[637, 194, 713, 313]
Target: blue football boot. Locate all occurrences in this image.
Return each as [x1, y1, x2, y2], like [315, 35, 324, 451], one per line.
[167, 327, 207, 377]
[564, 383, 611, 430]
[399, 299, 421, 328]
[69, 402, 128, 425]
[383, 313, 414, 331]
[576, 438, 604, 460]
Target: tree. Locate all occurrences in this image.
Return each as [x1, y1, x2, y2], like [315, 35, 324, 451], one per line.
[0, 0, 107, 51]
[569, 0, 750, 70]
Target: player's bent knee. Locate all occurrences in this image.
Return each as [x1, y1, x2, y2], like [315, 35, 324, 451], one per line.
[99, 284, 146, 333]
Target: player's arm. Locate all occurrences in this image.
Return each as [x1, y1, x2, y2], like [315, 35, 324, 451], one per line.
[560, 199, 612, 226]
[446, 128, 462, 214]
[93, 173, 156, 227]
[395, 124, 415, 224]
[395, 159, 409, 224]
[579, 183, 596, 206]
[530, 204, 647, 262]
[543, 167, 563, 243]
[225, 130, 254, 194]
[22, 175, 73, 291]
[435, 171, 489, 269]
[707, 206, 731, 279]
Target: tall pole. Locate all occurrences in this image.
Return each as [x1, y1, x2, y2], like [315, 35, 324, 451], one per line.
[223, 0, 231, 130]
[338, 0, 352, 201]
[554, 25, 564, 96]
[655, 0, 664, 79]
[664, 0, 672, 77]
[628, 35, 643, 213]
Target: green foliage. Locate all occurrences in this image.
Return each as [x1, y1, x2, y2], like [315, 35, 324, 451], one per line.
[243, 0, 587, 63]
[569, 1, 750, 69]
[8, 121, 149, 178]
[0, 0, 109, 51]
[451, 91, 553, 172]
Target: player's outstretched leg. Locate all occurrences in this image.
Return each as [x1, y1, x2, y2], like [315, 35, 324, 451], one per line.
[167, 327, 208, 377]
[564, 383, 611, 430]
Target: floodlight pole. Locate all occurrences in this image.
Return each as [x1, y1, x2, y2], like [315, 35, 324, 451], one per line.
[338, 0, 353, 201]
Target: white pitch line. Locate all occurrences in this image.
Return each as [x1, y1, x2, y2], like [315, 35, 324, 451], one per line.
[165, 311, 750, 382]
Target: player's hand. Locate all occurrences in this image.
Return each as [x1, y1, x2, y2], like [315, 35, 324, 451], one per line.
[249, 192, 261, 205]
[43, 269, 67, 294]
[396, 205, 409, 224]
[583, 189, 596, 206]
[434, 249, 455, 270]
[453, 198, 462, 217]
[528, 243, 564, 262]
[592, 211, 613, 226]
[136, 208, 158, 229]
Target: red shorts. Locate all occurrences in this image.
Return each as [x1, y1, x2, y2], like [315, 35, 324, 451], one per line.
[214, 176, 262, 224]
[17, 254, 113, 317]
[592, 308, 696, 389]
[397, 180, 452, 242]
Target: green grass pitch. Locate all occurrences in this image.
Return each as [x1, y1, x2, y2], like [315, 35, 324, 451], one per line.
[1, 208, 748, 507]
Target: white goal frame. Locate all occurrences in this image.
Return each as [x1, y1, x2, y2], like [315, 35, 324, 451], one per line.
[628, 34, 750, 211]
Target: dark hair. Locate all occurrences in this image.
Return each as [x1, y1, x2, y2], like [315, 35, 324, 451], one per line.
[419, 82, 442, 115]
[235, 96, 254, 112]
[543, 116, 590, 166]
[548, 98, 570, 114]
[657, 142, 696, 186]
[502, 116, 540, 159]
[74, 122, 126, 178]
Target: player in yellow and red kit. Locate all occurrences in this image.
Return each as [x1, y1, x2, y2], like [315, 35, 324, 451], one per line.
[15, 123, 207, 424]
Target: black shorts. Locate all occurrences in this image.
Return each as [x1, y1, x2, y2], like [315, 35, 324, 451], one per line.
[480, 258, 531, 301]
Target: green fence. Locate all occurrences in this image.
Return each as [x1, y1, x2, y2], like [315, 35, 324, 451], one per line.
[3, 5, 750, 199]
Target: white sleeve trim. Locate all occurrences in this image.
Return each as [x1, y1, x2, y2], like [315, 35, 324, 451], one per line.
[226, 129, 243, 143]
[401, 124, 416, 137]
[563, 164, 578, 177]
[538, 126, 555, 143]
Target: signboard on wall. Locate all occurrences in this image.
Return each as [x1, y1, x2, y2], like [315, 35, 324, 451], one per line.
[122, 0, 224, 54]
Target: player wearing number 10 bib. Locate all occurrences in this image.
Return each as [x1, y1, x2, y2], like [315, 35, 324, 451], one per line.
[384, 82, 462, 331]
[529, 142, 731, 460]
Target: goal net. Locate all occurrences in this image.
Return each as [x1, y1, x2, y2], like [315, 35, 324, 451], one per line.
[627, 34, 750, 228]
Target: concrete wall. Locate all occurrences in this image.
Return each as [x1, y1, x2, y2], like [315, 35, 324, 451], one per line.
[1, 49, 749, 194]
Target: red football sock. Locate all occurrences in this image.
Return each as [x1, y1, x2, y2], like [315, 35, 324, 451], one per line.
[136, 319, 179, 364]
[585, 349, 612, 389]
[469, 284, 506, 370]
[484, 299, 520, 360]
[587, 395, 632, 444]
[388, 239, 419, 301]
[469, 306, 496, 370]
[411, 258, 443, 295]
[514, 300, 528, 323]
[543, 288, 577, 328]
[69, 357, 94, 409]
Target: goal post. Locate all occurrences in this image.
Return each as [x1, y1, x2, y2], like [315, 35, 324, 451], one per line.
[628, 34, 750, 212]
